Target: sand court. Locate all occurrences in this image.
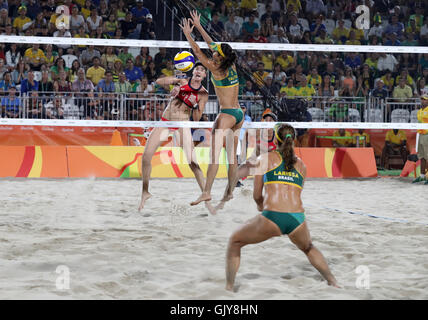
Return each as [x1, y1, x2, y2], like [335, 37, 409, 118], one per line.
[0, 177, 427, 299]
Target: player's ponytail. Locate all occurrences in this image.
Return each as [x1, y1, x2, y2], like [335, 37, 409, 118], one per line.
[275, 123, 297, 171]
[219, 43, 237, 71]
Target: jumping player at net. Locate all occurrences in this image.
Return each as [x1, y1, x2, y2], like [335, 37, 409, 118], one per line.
[138, 62, 209, 211]
[225, 123, 339, 290]
[180, 11, 244, 207]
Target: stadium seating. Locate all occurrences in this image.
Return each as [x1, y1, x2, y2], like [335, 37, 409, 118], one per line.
[307, 107, 324, 122]
[391, 109, 410, 123]
[364, 109, 384, 122]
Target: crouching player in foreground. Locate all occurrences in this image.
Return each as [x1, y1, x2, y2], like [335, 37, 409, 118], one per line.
[225, 123, 339, 290]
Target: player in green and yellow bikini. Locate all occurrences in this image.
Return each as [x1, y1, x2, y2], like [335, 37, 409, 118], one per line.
[180, 11, 244, 207]
[225, 123, 339, 291]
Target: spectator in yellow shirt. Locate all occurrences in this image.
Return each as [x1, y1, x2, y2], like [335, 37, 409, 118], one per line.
[352, 129, 371, 147]
[161, 60, 175, 77]
[81, 0, 93, 20]
[406, 18, 420, 34]
[287, 0, 302, 14]
[393, 78, 413, 101]
[381, 129, 408, 169]
[86, 56, 106, 86]
[307, 68, 322, 88]
[381, 71, 395, 92]
[280, 78, 298, 98]
[350, 23, 365, 41]
[364, 53, 379, 70]
[13, 6, 32, 34]
[332, 19, 349, 44]
[295, 77, 316, 100]
[332, 129, 353, 147]
[240, 0, 257, 17]
[345, 30, 361, 45]
[315, 29, 334, 44]
[74, 26, 90, 49]
[275, 51, 295, 72]
[261, 51, 274, 71]
[395, 69, 414, 89]
[24, 44, 46, 71]
[253, 62, 269, 87]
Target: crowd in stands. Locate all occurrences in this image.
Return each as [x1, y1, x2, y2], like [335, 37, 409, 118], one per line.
[0, 0, 427, 122]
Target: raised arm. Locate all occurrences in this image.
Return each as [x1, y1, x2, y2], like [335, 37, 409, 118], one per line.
[179, 18, 218, 74]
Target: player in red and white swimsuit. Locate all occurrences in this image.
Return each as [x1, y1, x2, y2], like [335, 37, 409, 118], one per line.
[139, 62, 209, 211]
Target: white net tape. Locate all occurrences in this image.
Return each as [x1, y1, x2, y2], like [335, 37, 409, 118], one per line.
[1, 35, 428, 53]
[1, 118, 427, 130]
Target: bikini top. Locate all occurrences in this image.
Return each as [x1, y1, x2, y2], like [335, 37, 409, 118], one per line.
[210, 67, 239, 88]
[175, 77, 202, 108]
[263, 152, 304, 189]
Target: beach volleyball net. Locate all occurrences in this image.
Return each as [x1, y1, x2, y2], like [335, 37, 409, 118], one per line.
[0, 33, 427, 155]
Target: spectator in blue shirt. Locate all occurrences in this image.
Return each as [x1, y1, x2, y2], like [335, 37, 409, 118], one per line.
[131, 0, 150, 25]
[385, 32, 401, 46]
[97, 70, 115, 93]
[20, 71, 39, 95]
[384, 15, 405, 38]
[241, 13, 259, 39]
[0, 72, 16, 92]
[124, 59, 144, 83]
[26, 0, 42, 20]
[0, 0, 8, 11]
[344, 52, 362, 70]
[310, 15, 326, 38]
[371, 79, 389, 100]
[1, 86, 20, 118]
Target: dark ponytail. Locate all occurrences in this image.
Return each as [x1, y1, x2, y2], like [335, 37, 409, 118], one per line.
[275, 123, 297, 171]
[219, 43, 237, 71]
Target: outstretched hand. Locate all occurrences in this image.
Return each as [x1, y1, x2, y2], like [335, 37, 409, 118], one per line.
[190, 10, 202, 28]
[179, 18, 194, 35]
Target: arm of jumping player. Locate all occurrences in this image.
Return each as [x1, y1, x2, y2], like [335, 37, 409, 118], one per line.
[155, 76, 185, 90]
[189, 11, 215, 47]
[179, 18, 218, 74]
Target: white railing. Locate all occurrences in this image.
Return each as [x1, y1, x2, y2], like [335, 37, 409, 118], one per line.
[0, 91, 423, 123]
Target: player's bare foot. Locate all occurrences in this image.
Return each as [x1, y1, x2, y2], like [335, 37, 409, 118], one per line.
[138, 192, 152, 211]
[215, 201, 225, 211]
[190, 192, 211, 206]
[220, 193, 233, 202]
[225, 284, 234, 291]
[328, 280, 340, 288]
[205, 201, 217, 215]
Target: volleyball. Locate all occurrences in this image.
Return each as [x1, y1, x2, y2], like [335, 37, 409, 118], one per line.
[174, 51, 195, 72]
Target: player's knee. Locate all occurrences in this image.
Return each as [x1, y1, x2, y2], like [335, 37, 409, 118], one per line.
[228, 234, 246, 248]
[142, 153, 152, 167]
[300, 242, 314, 254]
[189, 161, 200, 170]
